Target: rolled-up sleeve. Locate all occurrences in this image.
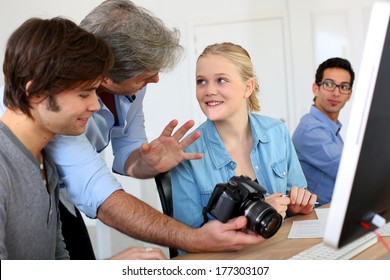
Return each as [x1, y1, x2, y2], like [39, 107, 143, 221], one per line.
[111, 89, 147, 175]
[46, 134, 122, 218]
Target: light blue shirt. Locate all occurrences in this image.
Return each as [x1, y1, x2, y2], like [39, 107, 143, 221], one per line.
[292, 105, 343, 206]
[0, 85, 147, 218]
[171, 113, 307, 229]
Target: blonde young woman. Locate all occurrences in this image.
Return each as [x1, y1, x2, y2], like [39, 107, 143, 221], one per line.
[171, 43, 317, 241]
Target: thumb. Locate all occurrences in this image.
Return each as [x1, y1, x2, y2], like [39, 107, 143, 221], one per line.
[225, 216, 247, 231]
[266, 193, 282, 199]
[140, 142, 150, 155]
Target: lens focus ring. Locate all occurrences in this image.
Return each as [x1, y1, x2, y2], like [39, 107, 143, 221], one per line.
[245, 201, 283, 238]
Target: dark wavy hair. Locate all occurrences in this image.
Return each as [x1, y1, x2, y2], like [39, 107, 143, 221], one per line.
[3, 17, 114, 118]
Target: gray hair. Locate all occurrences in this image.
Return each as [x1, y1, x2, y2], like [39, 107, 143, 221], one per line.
[80, 0, 183, 83]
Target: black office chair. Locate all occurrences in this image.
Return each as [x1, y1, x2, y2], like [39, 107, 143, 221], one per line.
[154, 171, 179, 258]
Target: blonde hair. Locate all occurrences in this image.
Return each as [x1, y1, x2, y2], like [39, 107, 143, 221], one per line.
[198, 42, 260, 112]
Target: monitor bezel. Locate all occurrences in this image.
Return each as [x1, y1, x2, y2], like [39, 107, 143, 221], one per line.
[323, 0, 390, 249]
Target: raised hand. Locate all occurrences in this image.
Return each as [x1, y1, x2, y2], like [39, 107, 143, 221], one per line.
[126, 119, 203, 178]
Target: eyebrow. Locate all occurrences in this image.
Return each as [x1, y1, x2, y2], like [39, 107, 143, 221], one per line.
[323, 79, 351, 84]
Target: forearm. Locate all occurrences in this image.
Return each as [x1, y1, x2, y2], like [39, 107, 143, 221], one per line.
[97, 190, 199, 251]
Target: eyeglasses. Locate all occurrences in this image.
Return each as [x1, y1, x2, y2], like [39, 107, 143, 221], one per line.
[318, 80, 352, 95]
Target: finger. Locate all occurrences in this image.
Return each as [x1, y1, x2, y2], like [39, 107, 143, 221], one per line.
[140, 248, 167, 260]
[308, 193, 318, 206]
[280, 197, 290, 205]
[234, 229, 265, 244]
[268, 194, 289, 206]
[288, 186, 299, 202]
[295, 187, 307, 205]
[301, 190, 313, 206]
[160, 119, 179, 138]
[171, 120, 196, 141]
[277, 193, 291, 204]
[225, 216, 248, 230]
[265, 193, 282, 199]
[109, 246, 168, 260]
[179, 130, 201, 149]
[182, 151, 203, 161]
[223, 217, 265, 245]
[278, 211, 287, 219]
[272, 204, 287, 217]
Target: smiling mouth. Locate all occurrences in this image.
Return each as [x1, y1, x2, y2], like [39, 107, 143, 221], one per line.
[78, 116, 90, 120]
[78, 117, 90, 124]
[206, 101, 223, 106]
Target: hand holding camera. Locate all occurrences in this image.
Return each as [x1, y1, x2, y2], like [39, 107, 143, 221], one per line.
[202, 175, 283, 239]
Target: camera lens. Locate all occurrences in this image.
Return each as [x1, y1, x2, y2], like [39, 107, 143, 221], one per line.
[245, 201, 283, 238]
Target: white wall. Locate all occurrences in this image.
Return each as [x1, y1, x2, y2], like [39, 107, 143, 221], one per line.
[0, 0, 375, 133]
[0, 0, 375, 259]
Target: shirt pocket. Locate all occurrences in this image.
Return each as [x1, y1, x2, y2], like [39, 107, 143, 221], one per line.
[271, 158, 288, 191]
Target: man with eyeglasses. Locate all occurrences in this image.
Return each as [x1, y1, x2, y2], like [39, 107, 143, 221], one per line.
[292, 57, 355, 206]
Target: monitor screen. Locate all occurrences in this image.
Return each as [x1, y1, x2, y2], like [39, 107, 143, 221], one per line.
[323, 0, 390, 249]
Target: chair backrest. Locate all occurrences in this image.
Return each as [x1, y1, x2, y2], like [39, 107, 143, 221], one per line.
[155, 171, 173, 217]
[154, 171, 178, 258]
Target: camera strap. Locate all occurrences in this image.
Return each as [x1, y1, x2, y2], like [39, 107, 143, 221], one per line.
[201, 207, 210, 227]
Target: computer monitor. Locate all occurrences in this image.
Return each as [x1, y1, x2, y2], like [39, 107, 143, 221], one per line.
[323, 0, 390, 249]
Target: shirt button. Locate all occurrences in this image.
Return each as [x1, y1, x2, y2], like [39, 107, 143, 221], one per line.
[283, 171, 286, 176]
[255, 166, 259, 169]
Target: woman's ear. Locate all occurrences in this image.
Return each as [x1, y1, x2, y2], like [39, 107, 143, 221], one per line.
[244, 78, 255, 98]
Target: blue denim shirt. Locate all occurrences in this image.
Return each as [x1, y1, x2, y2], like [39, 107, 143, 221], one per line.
[0, 85, 147, 218]
[171, 113, 307, 229]
[292, 105, 343, 205]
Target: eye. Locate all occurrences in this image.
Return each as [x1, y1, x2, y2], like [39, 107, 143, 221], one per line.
[340, 84, 351, 91]
[79, 89, 97, 98]
[217, 77, 227, 84]
[79, 92, 92, 98]
[196, 79, 206, 85]
[324, 81, 334, 87]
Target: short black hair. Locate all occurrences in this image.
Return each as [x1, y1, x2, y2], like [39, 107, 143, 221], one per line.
[315, 57, 355, 87]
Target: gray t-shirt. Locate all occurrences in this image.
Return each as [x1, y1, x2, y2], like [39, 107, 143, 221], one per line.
[0, 122, 69, 259]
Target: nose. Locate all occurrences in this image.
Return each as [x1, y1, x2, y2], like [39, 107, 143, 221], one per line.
[89, 92, 101, 112]
[332, 87, 341, 96]
[205, 83, 217, 96]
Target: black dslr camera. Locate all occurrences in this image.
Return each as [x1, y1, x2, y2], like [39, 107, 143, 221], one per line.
[203, 175, 283, 238]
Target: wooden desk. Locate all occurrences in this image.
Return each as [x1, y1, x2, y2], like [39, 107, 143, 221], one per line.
[174, 206, 390, 260]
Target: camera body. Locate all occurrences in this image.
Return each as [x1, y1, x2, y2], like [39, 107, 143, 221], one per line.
[204, 175, 283, 238]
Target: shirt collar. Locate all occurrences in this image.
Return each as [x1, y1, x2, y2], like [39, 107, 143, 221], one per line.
[310, 105, 342, 135]
[202, 113, 270, 169]
[248, 113, 270, 144]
